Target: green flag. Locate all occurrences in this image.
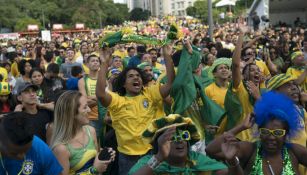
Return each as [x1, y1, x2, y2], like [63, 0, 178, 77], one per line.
[170, 47, 226, 139]
[224, 82, 243, 131]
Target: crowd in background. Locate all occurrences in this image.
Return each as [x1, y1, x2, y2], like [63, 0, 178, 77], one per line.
[1, 16, 307, 175]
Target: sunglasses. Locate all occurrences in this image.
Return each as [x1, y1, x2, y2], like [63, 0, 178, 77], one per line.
[172, 130, 191, 142]
[259, 128, 286, 137]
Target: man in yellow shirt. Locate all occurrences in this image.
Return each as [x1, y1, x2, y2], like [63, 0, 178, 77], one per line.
[286, 51, 307, 92]
[96, 44, 175, 175]
[205, 58, 231, 135]
[205, 58, 231, 108]
[78, 54, 103, 138]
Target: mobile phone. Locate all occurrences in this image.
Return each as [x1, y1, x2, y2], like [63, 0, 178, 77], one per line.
[98, 148, 111, 161]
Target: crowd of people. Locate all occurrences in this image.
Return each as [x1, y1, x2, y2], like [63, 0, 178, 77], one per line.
[1, 16, 307, 175]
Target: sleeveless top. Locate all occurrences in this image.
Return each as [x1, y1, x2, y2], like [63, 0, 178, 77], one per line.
[66, 126, 97, 174]
[84, 75, 106, 121]
[250, 143, 296, 175]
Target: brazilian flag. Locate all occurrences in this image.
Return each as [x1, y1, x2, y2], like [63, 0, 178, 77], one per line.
[170, 46, 225, 142]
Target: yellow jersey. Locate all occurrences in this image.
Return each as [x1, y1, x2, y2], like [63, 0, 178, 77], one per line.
[205, 82, 228, 134]
[205, 82, 228, 108]
[11, 62, 20, 78]
[108, 84, 163, 155]
[0, 67, 8, 82]
[255, 60, 270, 88]
[82, 64, 90, 75]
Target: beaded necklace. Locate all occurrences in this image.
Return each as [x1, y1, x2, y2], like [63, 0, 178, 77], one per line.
[250, 144, 295, 175]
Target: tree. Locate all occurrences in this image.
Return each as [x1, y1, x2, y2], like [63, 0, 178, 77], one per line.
[186, 6, 197, 17]
[130, 8, 151, 21]
[14, 17, 41, 31]
[0, 0, 130, 31]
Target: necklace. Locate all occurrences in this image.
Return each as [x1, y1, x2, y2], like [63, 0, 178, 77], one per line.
[266, 160, 279, 175]
[0, 152, 26, 175]
[74, 130, 87, 152]
[75, 139, 87, 152]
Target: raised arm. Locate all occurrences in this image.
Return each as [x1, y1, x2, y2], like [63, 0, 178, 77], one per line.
[232, 23, 248, 88]
[96, 48, 113, 107]
[159, 44, 175, 98]
[206, 114, 254, 160]
[130, 127, 176, 175]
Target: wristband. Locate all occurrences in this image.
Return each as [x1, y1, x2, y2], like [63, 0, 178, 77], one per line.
[225, 156, 240, 168]
[147, 155, 161, 169]
[90, 166, 98, 174]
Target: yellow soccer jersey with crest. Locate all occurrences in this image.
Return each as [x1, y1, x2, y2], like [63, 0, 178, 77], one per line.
[108, 83, 163, 155]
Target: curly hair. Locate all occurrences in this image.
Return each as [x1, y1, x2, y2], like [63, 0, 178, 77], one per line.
[113, 67, 147, 96]
[18, 59, 36, 75]
[254, 91, 302, 137]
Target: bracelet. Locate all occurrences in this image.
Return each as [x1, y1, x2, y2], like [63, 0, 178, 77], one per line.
[90, 166, 98, 175]
[225, 156, 240, 168]
[147, 155, 161, 170]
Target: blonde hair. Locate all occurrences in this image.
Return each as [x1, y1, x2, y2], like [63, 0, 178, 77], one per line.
[50, 90, 83, 149]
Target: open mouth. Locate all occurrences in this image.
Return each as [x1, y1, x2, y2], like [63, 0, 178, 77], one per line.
[290, 92, 299, 99]
[175, 145, 185, 150]
[133, 82, 141, 88]
[253, 75, 260, 82]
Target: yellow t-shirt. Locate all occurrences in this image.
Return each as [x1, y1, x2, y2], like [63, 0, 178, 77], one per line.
[255, 60, 270, 88]
[205, 82, 228, 134]
[108, 84, 163, 155]
[286, 67, 307, 92]
[205, 82, 228, 108]
[11, 62, 20, 78]
[232, 81, 254, 142]
[82, 64, 90, 75]
[74, 51, 82, 61]
[0, 67, 8, 82]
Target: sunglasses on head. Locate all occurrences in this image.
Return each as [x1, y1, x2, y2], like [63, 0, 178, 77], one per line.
[259, 128, 286, 137]
[172, 130, 191, 142]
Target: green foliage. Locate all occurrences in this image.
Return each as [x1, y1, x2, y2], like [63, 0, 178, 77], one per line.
[14, 18, 41, 31]
[130, 8, 151, 21]
[0, 0, 130, 31]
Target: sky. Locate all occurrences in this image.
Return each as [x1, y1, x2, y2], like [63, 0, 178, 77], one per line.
[113, 0, 125, 3]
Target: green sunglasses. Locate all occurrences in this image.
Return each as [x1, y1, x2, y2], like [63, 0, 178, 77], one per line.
[172, 130, 191, 142]
[259, 128, 286, 138]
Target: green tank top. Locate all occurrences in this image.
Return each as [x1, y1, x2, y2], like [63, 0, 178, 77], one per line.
[66, 126, 97, 172]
